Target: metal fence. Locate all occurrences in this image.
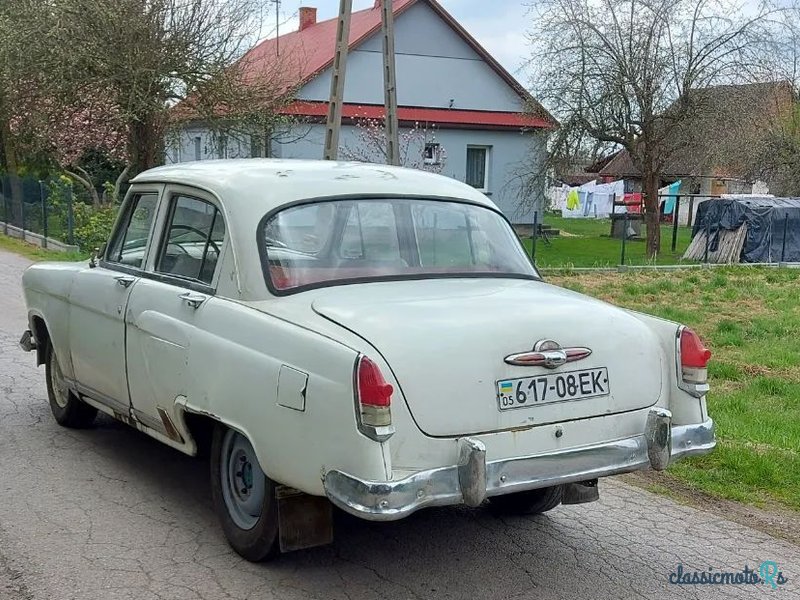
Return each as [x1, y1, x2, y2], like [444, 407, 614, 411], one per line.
[0, 175, 77, 247]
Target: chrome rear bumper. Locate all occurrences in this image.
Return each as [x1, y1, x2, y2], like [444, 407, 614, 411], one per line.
[324, 410, 715, 522]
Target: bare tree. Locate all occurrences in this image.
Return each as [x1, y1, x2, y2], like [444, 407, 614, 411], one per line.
[341, 118, 448, 173]
[743, 5, 800, 195]
[53, 0, 294, 176]
[0, 0, 65, 216]
[526, 0, 787, 256]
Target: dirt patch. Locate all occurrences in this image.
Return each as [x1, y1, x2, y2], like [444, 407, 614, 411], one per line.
[620, 471, 800, 546]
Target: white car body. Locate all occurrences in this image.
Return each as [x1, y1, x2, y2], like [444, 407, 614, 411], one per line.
[20, 159, 714, 547]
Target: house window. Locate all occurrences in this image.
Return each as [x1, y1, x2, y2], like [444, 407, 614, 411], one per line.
[424, 142, 442, 165]
[466, 146, 490, 191]
[193, 136, 202, 161]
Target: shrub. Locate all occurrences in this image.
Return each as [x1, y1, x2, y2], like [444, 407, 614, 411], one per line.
[73, 203, 118, 252]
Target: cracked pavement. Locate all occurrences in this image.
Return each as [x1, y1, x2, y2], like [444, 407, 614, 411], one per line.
[0, 248, 798, 599]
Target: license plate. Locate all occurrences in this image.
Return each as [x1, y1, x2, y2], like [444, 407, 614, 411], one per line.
[496, 367, 610, 411]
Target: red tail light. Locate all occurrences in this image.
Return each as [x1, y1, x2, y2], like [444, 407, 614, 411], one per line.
[680, 328, 712, 368]
[356, 356, 393, 437]
[357, 356, 393, 407]
[678, 327, 711, 395]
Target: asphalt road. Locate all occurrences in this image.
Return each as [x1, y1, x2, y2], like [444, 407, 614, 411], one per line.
[1, 248, 798, 600]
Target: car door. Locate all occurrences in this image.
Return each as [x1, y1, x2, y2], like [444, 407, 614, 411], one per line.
[68, 190, 161, 411]
[125, 188, 227, 434]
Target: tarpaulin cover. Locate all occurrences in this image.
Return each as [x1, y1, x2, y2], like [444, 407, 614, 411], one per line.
[692, 197, 800, 263]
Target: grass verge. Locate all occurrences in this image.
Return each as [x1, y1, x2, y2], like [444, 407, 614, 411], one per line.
[0, 234, 87, 262]
[521, 215, 695, 268]
[549, 267, 800, 511]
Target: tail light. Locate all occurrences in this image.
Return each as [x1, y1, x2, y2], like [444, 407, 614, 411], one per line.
[678, 327, 711, 396]
[355, 355, 395, 441]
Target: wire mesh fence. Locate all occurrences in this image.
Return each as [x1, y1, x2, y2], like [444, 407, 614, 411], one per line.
[1, 175, 83, 248]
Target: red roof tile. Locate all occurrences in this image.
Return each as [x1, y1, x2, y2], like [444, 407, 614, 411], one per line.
[282, 101, 554, 129]
[237, 0, 557, 128]
[240, 0, 417, 91]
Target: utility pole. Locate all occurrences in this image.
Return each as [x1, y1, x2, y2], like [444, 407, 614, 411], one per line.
[323, 0, 353, 160]
[380, 0, 400, 165]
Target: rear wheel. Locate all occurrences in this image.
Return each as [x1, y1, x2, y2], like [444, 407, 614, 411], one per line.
[45, 342, 97, 428]
[210, 425, 279, 562]
[489, 485, 564, 516]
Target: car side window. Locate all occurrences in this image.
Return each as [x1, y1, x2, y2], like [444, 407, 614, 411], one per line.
[156, 195, 226, 285]
[105, 193, 159, 268]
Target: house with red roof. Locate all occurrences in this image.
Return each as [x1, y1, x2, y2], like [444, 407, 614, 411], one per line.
[167, 0, 557, 222]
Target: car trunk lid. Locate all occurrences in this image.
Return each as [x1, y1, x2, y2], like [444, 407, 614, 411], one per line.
[311, 279, 663, 437]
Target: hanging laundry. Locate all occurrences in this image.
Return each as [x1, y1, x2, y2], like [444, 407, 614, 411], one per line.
[661, 180, 682, 215]
[566, 188, 580, 210]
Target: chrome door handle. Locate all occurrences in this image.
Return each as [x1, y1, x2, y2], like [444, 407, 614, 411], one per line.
[179, 292, 207, 308]
[115, 276, 135, 288]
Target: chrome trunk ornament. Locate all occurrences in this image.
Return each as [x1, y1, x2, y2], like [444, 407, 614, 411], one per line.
[504, 339, 592, 369]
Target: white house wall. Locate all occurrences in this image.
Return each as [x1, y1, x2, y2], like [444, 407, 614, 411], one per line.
[275, 123, 543, 223]
[297, 2, 525, 112]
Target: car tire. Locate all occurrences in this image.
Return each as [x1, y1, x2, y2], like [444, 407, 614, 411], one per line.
[45, 342, 97, 428]
[488, 485, 564, 516]
[210, 425, 280, 562]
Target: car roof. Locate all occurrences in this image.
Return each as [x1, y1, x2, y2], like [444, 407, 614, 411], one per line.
[132, 159, 497, 213]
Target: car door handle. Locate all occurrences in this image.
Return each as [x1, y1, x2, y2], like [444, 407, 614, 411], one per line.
[179, 292, 208, 308]
[115, 276, 135, 288]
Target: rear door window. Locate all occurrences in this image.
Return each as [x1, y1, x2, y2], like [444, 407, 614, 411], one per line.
[156, 195, 226, 285]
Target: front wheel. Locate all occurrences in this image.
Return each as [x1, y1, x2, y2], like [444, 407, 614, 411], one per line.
[45, 342, 97, 428]
[210, 425, 279, 562]
[488, 485, 564, 516]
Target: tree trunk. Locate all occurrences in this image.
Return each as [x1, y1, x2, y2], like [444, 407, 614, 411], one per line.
[0, 118, 25, 226]
[127, 112, 165, 176]
[642, 168, 661, 258]
[65, 168, 101, 207]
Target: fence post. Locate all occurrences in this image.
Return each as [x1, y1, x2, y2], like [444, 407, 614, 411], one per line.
[704, 219, 710, 263]
[781, 213, 789, 263]
[671, 195, 680, 253]
[20, 189, 25, 242]
[531, 211, 538, 262]
[67, 185, 74, 246]
[40, 181, 48, 249]
[620, 213, 629, 266]
[1, 178, 6, 236]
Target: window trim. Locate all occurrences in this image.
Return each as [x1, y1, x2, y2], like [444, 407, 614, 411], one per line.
[100, 189, 163, 274]
[152, 191, 227, 292]
[257, 194, 540, 297]
[423, 142, 442, 166]
[466, 145, 491, 192]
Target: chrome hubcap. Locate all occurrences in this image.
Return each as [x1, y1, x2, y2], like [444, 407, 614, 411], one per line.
[49, 350, 69, 409]
[220, 430, 265, 530]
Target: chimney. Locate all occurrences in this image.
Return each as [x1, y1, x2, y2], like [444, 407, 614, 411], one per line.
[299, 7, 317, 31]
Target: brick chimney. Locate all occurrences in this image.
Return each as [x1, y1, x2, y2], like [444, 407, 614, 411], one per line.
[299, 7, 317, 31]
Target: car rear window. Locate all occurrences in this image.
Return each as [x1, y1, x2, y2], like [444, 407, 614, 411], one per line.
[259, 198, 538, 293]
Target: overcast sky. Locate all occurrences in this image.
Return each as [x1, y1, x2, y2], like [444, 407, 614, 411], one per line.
[270, 1, 531, 78]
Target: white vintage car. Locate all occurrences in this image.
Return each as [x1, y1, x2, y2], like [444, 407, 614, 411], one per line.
[20, 159, 715, 561]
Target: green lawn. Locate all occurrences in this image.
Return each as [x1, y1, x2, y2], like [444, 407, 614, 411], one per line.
[549, 267, 800, 511]
[521, 215, 695, 268]
[0, 234, 87, 262]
